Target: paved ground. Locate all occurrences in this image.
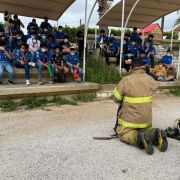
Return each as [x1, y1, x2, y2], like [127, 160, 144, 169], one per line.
[0, 94, 180, 180]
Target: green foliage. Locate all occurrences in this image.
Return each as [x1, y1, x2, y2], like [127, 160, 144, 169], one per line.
[50, 96, 77, 106]
[163, 31, 178, 40]
[170, 89, 180, 96]
[73, 93, 96, 102]
[0, 100, 17, 112]
[19, 96, 48, 109]
[85, 55, 121, 84]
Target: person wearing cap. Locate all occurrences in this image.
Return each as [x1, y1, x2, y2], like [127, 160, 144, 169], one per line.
[112, 58, 168, 155]
[0, 39, 14, 85]
[13, 43, 32, 85]
[52, 46, 69, 82]
[39, 17, 52, 36]
[139, 50, 150, 75]
[65, 45, 82, 82]
[54, 26, 65, 50]
[35, 42, 54, 85]
[27, 32, 40, 61]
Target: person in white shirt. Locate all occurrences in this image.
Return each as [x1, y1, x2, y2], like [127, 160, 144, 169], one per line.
[27, 32, 40, 61]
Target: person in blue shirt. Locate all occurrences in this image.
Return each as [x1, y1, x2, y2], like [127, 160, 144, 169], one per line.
[0, 39, 14, 85]
[47, 34, 57, 55]
[35, 42, 54, 85]
[65, 45, 82, 82]
[54, 26, 65, 50]
[97, 29, 108, 48]
[13, 44, 32, 85]
[40, 31, 48, 47]
[130, 27, 142, 46]
[105, 34, 118, 65]
[161, 49, 174, 73]
[130, 41, 139, 58]
[139, 51, 150, 75]
[145, 34, 156, 68]
[14, 31, 26, 50]
[39, 17, 52, 36]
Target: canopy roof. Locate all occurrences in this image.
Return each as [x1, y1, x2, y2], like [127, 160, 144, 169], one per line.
[0, 0, 75, 20]
[97, 0, 180, 28]
[174, 25, 180, 32]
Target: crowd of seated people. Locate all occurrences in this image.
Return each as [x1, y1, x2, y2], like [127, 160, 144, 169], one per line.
[0, 16, 83, 85]
[96, 27, 176, 81]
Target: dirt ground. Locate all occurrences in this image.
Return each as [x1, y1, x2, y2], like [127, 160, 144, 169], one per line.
[0, 94, 180, 180]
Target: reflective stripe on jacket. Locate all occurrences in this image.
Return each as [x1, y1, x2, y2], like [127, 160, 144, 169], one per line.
[113, 67, 158, 129]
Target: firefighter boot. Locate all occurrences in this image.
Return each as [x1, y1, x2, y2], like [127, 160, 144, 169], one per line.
[153, 128, 168, 152]
[137, 131, 154, 155]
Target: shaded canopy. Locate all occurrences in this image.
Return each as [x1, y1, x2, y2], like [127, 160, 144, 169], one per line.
[97, 0, 180, 28]
[0, 0, 75, 20]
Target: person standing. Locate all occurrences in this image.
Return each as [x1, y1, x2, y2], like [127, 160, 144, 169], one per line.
[76, 25, 84, 58]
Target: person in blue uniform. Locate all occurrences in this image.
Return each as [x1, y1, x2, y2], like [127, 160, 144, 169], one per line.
[54, 26, 65, 50]
[35, 42, 54, 85]
[65, 45, 82, 82]
[0, 39, 14, 85]
[13, 43, 32, 85]
[139, 50, 150, 75]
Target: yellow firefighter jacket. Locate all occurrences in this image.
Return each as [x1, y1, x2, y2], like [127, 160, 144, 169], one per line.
[113, 67, 158, 129]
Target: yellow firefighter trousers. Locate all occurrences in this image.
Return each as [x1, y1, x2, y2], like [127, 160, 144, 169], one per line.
[116, 125, 154, 146]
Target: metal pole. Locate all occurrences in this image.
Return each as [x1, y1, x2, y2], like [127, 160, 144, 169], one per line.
[119, 0, 125, 74]
[83, 0, 88, 82]
[124, 0, 141, 30]
[170, 29, 174, 51]
[177, 44, 180, 79]
[95, 27, 97, 49]
[83, 0, 98, 82]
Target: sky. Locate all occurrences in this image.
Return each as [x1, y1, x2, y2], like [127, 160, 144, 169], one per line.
[0, 0, 179, 34]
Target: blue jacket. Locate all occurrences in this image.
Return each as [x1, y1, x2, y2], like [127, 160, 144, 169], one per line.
[35, 49, 52, 63]
[97, 35, 107, 45]
[48, 41, 57, 51]
[162, 54, 172, 65]
[54, 31, 65, 40]
[0, 49, 11, 62]
[66, 53, 80, 65]
[139, 55, 149, 65]
[130, 45, 139, 57]
[13, 49, 32, 62]
[130, 33, 142, 44]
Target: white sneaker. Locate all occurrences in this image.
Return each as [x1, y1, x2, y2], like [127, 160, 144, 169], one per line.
[38, 81, 43, 85]
[26, 80, 30, 85]
[29, 62, 35, 67]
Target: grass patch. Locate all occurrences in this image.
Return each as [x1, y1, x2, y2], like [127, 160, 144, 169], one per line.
[73, 93, 96, 102]
[0, 100, 18, 112]
[85, 55, 121, 84]
[49, 96, 77, 106]
[19, 96, 48, 109]
[0, 93, 98, 112]
[170, 89, 180, 96]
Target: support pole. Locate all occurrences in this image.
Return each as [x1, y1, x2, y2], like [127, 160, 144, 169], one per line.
[83, 0, 98, 82]
[177, 44, 180, 79]
[83, 0, 88, 82]
[170, 29, 174, 51]
[95, 27, 97, 49]
[119, 0, 125, 74]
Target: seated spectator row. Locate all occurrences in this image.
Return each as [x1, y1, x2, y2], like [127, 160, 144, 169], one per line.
[96, 27, 176, 80]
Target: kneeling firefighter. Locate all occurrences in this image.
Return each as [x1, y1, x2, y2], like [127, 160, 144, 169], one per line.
[113, 58, 168, 155]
